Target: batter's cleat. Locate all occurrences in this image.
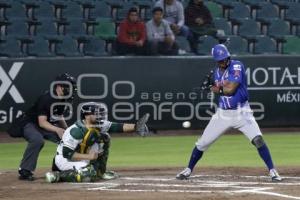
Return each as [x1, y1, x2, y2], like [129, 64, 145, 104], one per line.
[176, 168, 191, 180]
[100, 171, 119, 180]
[45, 171, 60, 183]
[269, 169, 282, 182]
[18, 169, 35, 181]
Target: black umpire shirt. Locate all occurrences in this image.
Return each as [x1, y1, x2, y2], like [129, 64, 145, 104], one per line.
[25, 91, 67, 126]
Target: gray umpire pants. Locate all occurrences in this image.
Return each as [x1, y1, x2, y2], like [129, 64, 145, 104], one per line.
[20, 123, 60, 172]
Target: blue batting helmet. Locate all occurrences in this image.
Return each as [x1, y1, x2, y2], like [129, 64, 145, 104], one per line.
[211, 44, 230, 61]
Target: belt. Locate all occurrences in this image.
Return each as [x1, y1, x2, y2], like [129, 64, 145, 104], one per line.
[220, 107, 237, 110]
[220, 101, 248, 110]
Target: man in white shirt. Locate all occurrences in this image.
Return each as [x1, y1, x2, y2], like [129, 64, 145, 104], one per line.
[155, 0, 190, 38]
[146, 7, 179, 55]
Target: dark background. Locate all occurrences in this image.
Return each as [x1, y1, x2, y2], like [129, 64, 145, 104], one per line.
[0, 55, 299, 130]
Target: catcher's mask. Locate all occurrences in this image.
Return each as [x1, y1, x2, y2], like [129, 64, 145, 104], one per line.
[80, 102, 108, 127]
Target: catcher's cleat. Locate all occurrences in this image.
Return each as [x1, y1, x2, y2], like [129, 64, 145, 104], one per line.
[99, 171, 119, 180]
[269, 169, 282, 182]
[45, 171, 60, 183]
[176, 168, 191, 180]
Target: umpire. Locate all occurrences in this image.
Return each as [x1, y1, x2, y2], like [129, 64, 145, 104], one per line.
[7, 73, 77, 181]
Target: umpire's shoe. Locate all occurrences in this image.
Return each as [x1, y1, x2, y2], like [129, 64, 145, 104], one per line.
[18, 168, 35, 181]
[270, 169, 282, 182]
[176, 168, 191, 180]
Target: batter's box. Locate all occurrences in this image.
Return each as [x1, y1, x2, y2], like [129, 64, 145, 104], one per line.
[81, 175, 300, 200]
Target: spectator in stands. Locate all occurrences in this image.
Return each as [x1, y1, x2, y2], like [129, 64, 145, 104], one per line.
[146, 7, 178, 55]
[185, 0, 217, 52]
[154, 0, 190, 38]
[116, 7, 147, 55]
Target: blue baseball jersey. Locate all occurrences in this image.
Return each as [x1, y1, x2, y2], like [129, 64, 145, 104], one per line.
[213, 60, 249, 109]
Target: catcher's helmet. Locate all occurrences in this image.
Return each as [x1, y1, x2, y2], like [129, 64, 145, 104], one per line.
[211, 44, 230, 61]
[80, 102, 108, 123]
[55, 73, 77, 99]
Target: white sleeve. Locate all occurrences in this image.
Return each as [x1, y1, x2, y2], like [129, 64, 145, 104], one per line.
[177, 2, 185, 27]
[62, 132, 81, 150]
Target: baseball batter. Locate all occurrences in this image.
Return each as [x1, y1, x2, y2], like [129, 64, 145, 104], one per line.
[176, 44, 282, 181]
[45, 102, 150, 183]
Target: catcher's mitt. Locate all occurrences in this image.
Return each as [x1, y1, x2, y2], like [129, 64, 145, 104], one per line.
[201, 70, 214, 90]
[135, 113, 150, 137]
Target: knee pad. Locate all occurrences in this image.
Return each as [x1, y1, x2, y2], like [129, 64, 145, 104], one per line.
[195, 140, 209, 152]
[251, 135, 265, 148]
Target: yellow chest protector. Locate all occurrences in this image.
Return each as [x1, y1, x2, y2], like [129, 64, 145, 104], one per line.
[79, 128, 100, 154]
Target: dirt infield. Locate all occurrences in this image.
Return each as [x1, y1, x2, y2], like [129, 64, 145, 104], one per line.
[1, 167, 300, 200]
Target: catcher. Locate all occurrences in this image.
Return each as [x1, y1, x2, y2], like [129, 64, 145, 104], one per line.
[45, 102, 150, 183]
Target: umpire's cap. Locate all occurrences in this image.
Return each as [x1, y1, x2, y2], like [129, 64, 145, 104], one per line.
[55, 73, 77, 99]
[55, 73, 76, 86]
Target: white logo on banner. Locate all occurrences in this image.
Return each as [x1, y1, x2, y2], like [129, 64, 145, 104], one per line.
[0, 62, 24, 103]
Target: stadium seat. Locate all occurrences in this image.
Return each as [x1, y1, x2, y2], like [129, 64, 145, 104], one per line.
[213, 17, 232, 36]
[129, 0, 152, 20]
[238, 19, 261, 40]
[282, 36, 300, 54]
[27, 36, 55, 57]
[204, 1, 223, 18]
[0, 37, 23, 57]
[175, 36, 192, 55]
[61, 1, 83, 20]
[35, 19, 58, 37]
[214, 0, 237, 18]
[143, 6, 152, 21]
[253, 36, 277, 54]
[45, 0, 66, 8]
[33, 2, 55, 20]
[94, 18, 116, 41]
[128, 0, 152, 9]
[0, 0, 8, 24]
[5, 2, 27, 20]
[63, 19, 86, 37]
[242, 0, 266, 7]
[256, 2, 279, 24]
[88, 1, 111, 20]
[229, 2, 251, 23]
[267, 18, 291, 53]
[197, 35, 219, 55]
[270, 0, 291, 7]
[270, 0, 290, 19]
[6, 19, 29, 37]
[268, 19, 290, 40]
[242, 0, 266, 18]
[225, 35, 249, 55]
[0, 0, 11, 14]
[105, 0, 124, 9]
[55, 36, 83, 57]
[83, 37, 107, 56]
[214, 0, 235, 8]
[285, 3, 300, 25]
[297, 26, 300, 37]
[116, 3, 137, 23]
[74, 0, 95, 19]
